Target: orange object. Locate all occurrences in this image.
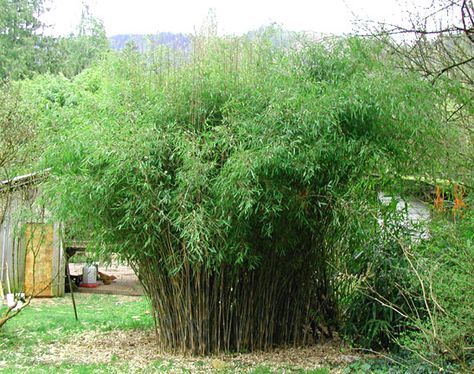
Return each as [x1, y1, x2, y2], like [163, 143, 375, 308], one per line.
[453, 184, 467, 220]
[80, 283, 98, 288]
[434, 185, 445, 211]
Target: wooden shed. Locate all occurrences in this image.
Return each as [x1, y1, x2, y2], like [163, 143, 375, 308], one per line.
[0, 171, 64, 297]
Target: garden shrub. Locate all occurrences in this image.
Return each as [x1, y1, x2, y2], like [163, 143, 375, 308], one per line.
[22, 34, 455, 354]
[398, 210, 474, 370]
[340, 205, 422, 349]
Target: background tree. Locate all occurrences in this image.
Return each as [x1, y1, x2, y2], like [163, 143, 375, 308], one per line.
[0, 83, 34, 179]
[356, 0, 473, 183]
[0, 0, 44, 80]
[0, 1, 109, 80]
[53, 5, 109, 77]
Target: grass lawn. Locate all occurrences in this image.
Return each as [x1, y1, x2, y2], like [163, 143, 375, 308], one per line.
[0, 294, 360, 373]
[0, 294, 153, 373]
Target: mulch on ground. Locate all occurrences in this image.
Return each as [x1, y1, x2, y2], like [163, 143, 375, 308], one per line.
[37, 328, 364, 373]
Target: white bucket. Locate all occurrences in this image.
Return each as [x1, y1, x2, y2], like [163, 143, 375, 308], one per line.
[82, 264, 97, 285]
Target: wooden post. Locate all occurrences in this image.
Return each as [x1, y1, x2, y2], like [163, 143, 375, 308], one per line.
[66, 259, 78, 321]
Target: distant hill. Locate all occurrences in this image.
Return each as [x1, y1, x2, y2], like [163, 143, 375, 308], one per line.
[109, 33, 191, 52]
[108, 28, 302, 53]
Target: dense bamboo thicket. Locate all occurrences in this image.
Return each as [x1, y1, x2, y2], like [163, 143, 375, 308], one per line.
[136, 258, 322, 353]
[22, 33, 453, 354]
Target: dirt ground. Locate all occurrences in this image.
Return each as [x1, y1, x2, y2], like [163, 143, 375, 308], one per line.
[12, 294, 370, 373]
[36, 328, 362, 373]
[69, 263, 144, 296]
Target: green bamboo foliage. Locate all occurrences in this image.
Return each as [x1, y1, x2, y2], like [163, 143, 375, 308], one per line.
[26, 33, 454, 354]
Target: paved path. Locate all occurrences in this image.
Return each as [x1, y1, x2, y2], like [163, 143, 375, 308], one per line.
[69, 263, 144, 296]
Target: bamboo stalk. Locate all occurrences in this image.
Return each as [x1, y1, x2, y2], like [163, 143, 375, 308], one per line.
[136, 235, 326, 354]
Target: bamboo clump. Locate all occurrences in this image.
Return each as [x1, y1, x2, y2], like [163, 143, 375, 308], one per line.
[133, 242, 330, 354]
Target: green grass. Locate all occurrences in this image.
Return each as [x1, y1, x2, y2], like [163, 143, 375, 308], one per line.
[0, 293, 153, 344]
[0, 294, 334, 373]
[0, 363, 126, 374]
[0, 294, 153, 373]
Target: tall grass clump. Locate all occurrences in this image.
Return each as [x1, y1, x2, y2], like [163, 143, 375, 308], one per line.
[24, 33, 454, 354]
[397, 209, 474, 371]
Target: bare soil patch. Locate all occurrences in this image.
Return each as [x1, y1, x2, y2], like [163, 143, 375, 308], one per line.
[37, 328, 364, 372]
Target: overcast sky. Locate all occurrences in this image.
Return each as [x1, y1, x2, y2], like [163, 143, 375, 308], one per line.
[41, 0, 434, 37]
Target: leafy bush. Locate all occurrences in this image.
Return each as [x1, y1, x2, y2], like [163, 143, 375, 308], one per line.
[22, 34, 455, 354]
[0, 83, 36, 178]
[340, 205, 421, 349]
[398, 211, 474, 370]
[342, 191, 473, 370]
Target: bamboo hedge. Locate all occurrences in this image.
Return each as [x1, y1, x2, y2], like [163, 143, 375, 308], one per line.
[22, 33, 454, 354]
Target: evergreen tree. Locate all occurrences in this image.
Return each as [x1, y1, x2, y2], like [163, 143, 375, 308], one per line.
[0, 0, 44, 80]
